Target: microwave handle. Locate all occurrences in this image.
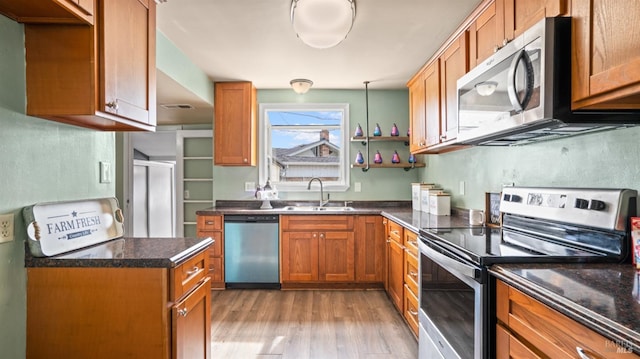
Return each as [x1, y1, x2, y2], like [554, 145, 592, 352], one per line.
[507, 49, 534, 112]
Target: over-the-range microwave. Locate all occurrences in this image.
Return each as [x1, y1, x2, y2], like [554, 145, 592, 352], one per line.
[456, 17, 639, 146]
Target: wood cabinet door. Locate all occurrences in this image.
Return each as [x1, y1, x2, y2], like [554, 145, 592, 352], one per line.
[572, 0, 640, 109]
[100, 0, 156, 126]
[214, 82, 257, 166]
[173, 277, 212, 359]
[468, 0, 506, 68]
[440, 32, 469, 143]
[355, 215, 385, 282]
[408, 71, 427, 153]
[387, 239, 404, 312]
[196, 230, 224, 284]
[504, 0, 567, 40]
[496, 324, 542, 359]
[424, 59, 442, 147]
[281, 231, 319, 282]
[319, 231, 355, 282]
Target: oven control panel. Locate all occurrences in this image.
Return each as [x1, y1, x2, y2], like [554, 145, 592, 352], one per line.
[500, 187, 637, 231]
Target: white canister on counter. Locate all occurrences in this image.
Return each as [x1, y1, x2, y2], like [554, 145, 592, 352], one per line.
[412, 183, 436, 211]
[429, 192, 451, 216]
[420, 187, 443, 213]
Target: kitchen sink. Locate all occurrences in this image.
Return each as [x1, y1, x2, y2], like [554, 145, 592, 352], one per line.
[282, 206, 355, 212]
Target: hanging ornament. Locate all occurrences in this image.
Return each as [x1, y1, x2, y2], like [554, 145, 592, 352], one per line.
[355, 151, 364, 164]
[408, 154, 416, 163]
[373, 123, 382, 136]
[391, 150, 401, 163]
[391, 123, 399, 136]
[354, 123, 363, 137]
[374, 150, 383, 164]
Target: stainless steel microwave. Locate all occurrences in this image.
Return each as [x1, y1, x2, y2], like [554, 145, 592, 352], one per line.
[456, 17, 637, 146]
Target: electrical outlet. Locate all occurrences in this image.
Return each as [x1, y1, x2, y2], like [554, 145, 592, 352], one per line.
[0, 213, 14, 243]
[354, 182, 362, 192]
[245, 182, 256, 192]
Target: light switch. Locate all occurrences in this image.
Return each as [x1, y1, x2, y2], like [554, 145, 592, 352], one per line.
[100, 161, 112, 183]
[354, 182, 362, 192]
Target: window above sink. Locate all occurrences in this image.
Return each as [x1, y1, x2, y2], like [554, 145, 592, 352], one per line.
[258, 103, 350, 192]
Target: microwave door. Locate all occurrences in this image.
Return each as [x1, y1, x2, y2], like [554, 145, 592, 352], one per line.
[457, 49, 525, 143]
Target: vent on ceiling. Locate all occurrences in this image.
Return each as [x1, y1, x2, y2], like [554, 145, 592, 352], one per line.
[160, 104, 194, 110]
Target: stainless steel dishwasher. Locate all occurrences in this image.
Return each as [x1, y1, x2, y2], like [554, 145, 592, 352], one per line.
[224, 214, 280, 289]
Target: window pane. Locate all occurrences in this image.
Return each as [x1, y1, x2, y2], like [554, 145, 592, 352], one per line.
[259, 104, 349, 191]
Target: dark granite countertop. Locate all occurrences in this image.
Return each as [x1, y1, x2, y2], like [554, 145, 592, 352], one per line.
[491, 263, 640, 354]
[25, 236, 214, 268]
[196, 200, 472, 233]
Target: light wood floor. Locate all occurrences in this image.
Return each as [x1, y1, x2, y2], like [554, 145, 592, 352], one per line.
[210, 289, 418, 358]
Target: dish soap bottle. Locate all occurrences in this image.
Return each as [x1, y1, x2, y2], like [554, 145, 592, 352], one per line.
[354, 123, 363, 137]
[373, 123, 382, 136]
[391, 123, 399, 136]
[355, 151, 364, 164]
[391, 151, 401, 163]
[374, 150, 383, 164]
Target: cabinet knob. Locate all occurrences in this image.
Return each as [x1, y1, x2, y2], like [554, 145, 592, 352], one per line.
[106, 101, 119, 111]
[493, 45, 500, 53]
[409, 270, 418, 278]
[313, 233, 317, 238]
[186, 266, 200, 276]
[576, 347, 594, 359]
[243, 158, 248, 163]
[319, 233, 325, 238]
[177, 308, 188, 317]
[205, 221, 214, 225]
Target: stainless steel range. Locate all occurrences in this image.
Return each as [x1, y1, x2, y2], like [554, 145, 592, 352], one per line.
[417, 187, 637, 359]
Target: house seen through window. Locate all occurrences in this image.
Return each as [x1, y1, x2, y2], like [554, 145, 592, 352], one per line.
[259, 103, 350, 192]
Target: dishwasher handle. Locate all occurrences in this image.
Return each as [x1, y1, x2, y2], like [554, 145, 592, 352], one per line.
[224, 214, 279, 223]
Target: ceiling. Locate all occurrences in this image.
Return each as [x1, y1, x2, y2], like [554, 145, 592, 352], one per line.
[154, 0, 482, 125]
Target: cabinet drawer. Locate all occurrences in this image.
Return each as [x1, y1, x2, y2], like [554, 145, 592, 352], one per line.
[197, 215, 222, 231]
[404, 251, 419, 296]
[281, 215, 353, 231]
[497, 280, 639, 359]
[209, 256, 223, 283]
[387, 220, 403, 244]
[404, 229, 419, 257]
[172, 250, 208, 301]
[197, 230, 223, 257]
[403, 284, 419, 337]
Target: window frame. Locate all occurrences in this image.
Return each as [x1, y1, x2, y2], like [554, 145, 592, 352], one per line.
[258, 103, 350, 192]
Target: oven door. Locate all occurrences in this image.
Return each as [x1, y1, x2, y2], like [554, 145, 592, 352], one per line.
[418, 239, 487, 359]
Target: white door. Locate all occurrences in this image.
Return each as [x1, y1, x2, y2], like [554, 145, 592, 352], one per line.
[133, 160, 176, 237]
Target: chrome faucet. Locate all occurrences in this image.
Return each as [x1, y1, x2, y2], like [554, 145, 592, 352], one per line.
[307, 177, 328, 207]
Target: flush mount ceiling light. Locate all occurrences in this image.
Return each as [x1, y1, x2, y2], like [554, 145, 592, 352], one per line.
[475, 81, 498, 96]
[290, 79, 314, 94]
[291, 0, 356, 49]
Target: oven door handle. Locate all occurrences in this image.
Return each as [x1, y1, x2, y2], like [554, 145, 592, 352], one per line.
[420, 241, 481, 281]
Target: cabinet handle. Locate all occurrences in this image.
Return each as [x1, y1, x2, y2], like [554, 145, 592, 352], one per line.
[313, 233, 317, 238]
[409, 270, 418, 278]
[319, 233, 325, 238]
[243, 158, 248, 163]
[408, 309, 418, 316]
[205, 221, 214, 225]
[186, 266, 200, 276]
[105, 101, 119, 111]
[177, 308, 188, 317]
[391, 230, 399, 235]
[409, 240, 418, 246]
[386, 239, 391, 243]
[576, 347, 595, 359]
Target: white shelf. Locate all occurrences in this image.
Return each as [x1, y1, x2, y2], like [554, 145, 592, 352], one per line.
[184, 156, 213, 160]
[184, 200, 214, 204]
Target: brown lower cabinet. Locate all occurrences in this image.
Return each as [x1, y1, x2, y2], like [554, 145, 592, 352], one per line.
[26, 249, 211, 359]
[196, 214, 225, 289]
[496, 279, 639, 359]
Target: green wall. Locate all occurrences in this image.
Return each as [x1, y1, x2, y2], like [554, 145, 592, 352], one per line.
[419, 127, 640, 211]
[0, 15, 116, 358]
[212, 88, 420, 201]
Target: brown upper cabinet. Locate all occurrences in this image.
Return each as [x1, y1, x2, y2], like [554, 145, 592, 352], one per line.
[23, 0, 156, 131]
[504, 0, 568, 40]
[214, 82, 257, 166]
[439, 31, 469, 144]
[408, 59, 440, 153]
[0, 0, 94, 25]
[468, 0, 506, 68]
[571, 0, 640, 110]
